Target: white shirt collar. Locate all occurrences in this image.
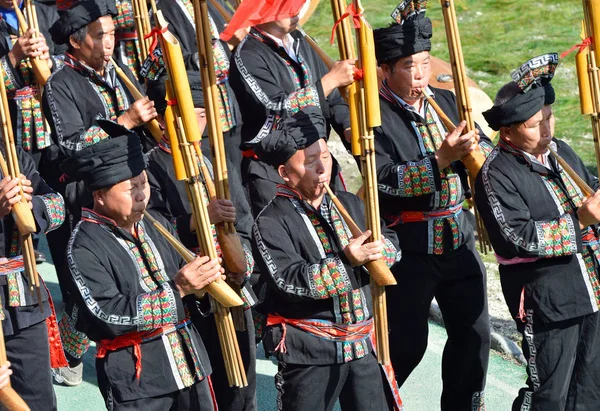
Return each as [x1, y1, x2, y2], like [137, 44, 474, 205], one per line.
[388, 85, 434, 118]
[263, 32, 298, 63]
[520, 141, 557, 170]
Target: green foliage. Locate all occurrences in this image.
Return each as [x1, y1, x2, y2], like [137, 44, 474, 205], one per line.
[303, 0, 596, 170]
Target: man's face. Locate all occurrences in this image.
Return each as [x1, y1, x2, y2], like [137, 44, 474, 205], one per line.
[279, 139, 332, 201]
[543, 104, 555, 138]
[95, 171, 149, 228]
[259, 15, 300, 36]
[195, 107, 207, 135]
[382, 51, 431, 105]
[503, 110, 552, 156]
[70, 15, 115, 72]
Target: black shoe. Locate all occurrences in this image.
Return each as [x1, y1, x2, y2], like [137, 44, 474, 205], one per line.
[34, 250, 46, 264]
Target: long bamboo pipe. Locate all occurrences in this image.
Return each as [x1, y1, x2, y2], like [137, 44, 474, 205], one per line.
[110, 59, 163, 144]
[142, 210, 244, 307]
[548, 146, 595, 197]
[323, 183, 397, 286]
[12, 0, 50, 87]
[0, 315, 29, 411]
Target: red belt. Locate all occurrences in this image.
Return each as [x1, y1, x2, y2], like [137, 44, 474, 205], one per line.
[96, 318, 191, 379]
[242, 149, 258, 160]
[387, 204, 463, 227]
[267, 314, 373, 354]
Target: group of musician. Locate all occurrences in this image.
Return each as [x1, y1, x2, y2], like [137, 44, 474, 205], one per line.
[0, 0, 597, 410]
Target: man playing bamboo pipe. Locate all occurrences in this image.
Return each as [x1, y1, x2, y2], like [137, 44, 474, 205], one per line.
[372, 3, 492, 409]
[145, 72, 258, 411]
[0, 144, 66, 410]
[41, 0, 159, 384]
[252, 106, 402, 411]
[476, 54, 600, 411]
[226, 0, 355, 216]
[62, 121, 223, 410]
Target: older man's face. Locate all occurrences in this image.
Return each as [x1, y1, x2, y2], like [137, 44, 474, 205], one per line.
[70, 15, 115, 73]
[382, 51, 431, 105]
[95, 171, 149, 228]
[502, 110, 552, 156]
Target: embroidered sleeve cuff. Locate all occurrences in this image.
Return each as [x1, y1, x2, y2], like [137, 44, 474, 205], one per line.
[78, 126, 110, 150]
[58, 309, 90, 360]
[136, 282, 181, 331]
[285, 84, 321, 117]
[307, 254, 353, 299]
[36, 193, 65, 234]
[535, 213, 582, 257]
[479, 141, 494, 158]
[1, 55, 24, 92]
[381, 237, 401, 268]
[387, 156, 441, 197]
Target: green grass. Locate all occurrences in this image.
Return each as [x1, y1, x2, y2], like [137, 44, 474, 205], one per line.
[304, 0, 596, 171]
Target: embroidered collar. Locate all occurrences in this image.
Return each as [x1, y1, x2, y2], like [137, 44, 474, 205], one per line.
[250, 28, 300, 61]
[380, 80, 435, 122]
[64, 53, 117, 87]
[81, 207, 144, 242]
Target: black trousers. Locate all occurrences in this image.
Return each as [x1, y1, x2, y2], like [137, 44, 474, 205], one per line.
[99, 376, 216, 411]
[275, 352, 391, 411]
[6, 320, 57, 411]
[194, 308, 257, 411]
[387, 238, 490, 411]
[513, 309, 600, 411]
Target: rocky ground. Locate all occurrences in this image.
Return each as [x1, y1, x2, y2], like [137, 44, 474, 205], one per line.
[328, 134, 521, 347]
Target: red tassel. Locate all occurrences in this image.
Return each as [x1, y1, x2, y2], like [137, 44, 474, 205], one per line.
[517, 287, 526, 323]
[274, 323, 287, 354]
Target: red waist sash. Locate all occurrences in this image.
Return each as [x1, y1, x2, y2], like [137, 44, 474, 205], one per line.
[386, 204, 463, 227]
[96, 318, 191, 379]
[266, 314, 373, 354]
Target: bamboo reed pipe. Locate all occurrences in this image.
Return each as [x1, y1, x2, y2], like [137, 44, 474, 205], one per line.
[142, 210, 244, 307]
[132, 0, 149, 61]
[323, 183, 396, 286]
[577, 21, 594, 115]
[0, 314, 29, 411]
[13, 0, 50, 86]
[548, 147, 595, 197]
[110, 59, 163, 144]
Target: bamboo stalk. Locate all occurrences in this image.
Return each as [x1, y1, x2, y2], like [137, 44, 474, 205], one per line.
[582, 0, 600, 175]
[13, 0, 51, 86]
[132, 0, 149, 62]
[110, 58, 163, 144]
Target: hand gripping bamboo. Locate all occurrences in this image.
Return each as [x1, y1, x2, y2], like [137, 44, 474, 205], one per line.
[12, 0, 51, 87]
[0, 66, 42, 311]
[110, 59, 164, 144]
[155, 11, 247, 387]
[142, 210, 243, 307]
[323, 183, 396, 286]
[0, 315, 29, 411]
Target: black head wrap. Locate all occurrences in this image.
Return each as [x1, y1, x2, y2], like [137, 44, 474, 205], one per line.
[483, 53, 558, 130]
[255, 107, 327, 167]
[146, 71, 204, 116]
[483, 85, 545, 131]
[374, 1, 432, 64]
[61, 120, 146, 190]
[50, 0, 118, 45]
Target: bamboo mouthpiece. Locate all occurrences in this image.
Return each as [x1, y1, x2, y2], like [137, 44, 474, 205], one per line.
[142, 210, 243, 307]
[323, 183, 397, 286]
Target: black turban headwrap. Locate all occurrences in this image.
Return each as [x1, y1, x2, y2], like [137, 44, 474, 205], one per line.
[146, 71, 205, 116]
[50, 0, 118, 45]
[61, 120, 146, 190]
[255, 107, 327, 167]
[374, 18, 432, 64]
[482, 86, 545, 131]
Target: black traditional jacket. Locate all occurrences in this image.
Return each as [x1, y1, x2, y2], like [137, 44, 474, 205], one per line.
[0, 2, 66, 151]
[229, 27, 350, 150]
[0, 147, 64, 335]
[67, 208, 211, 402]
[476, 138, 600, 324]
[253, 185, 400, 365]
[374, 84, 493, 255]
[146, 140, 256, 305]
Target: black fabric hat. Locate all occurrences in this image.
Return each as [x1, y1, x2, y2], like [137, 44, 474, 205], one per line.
[255, 107, 327, 167]
[146, 71, 205, 116]
[50, 0, 118, 45]
[60, 120, 146, 190]
[483, 53, 558, 131]
[483, 86, 545, 131]
[374, 1, 432, 64]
